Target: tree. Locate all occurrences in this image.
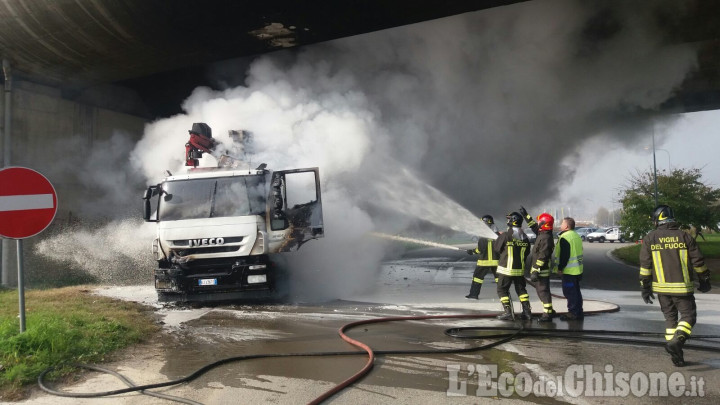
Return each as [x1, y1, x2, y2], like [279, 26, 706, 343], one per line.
[619, 168, 720, 241]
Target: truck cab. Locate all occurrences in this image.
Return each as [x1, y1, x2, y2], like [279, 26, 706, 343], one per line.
[143, 166, 323, 302]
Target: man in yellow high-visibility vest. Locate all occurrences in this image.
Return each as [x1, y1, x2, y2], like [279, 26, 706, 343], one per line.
[553, 217, 584, 321]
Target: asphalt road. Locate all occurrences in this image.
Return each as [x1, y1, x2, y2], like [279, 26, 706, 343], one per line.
[21, 240, 720, 404]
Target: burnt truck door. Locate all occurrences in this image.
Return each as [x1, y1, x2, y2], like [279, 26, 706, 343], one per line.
[268, 168, 324, 252]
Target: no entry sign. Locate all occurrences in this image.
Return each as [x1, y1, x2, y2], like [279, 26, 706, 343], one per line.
[0, 167, 57, 239]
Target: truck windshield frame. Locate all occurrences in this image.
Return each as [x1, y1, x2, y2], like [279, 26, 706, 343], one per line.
[159, 175, 267, 221]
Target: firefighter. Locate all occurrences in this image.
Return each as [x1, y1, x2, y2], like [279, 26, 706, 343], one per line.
[640, 205, 711, 367]
[465, 215, 500, 299]
[553, 217, 584, 321]
[185, 123, 216, 167]
[494, 212, 532, 320]
[520, 207, 556, 322]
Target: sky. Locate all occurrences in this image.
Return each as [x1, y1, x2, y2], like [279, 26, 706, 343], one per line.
[551, 109, 720, 222]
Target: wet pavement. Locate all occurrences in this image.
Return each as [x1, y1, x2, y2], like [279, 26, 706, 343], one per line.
[20, 242, 720, 404]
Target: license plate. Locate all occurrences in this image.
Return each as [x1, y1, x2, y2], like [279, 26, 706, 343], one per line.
[198, 278, 217, 286]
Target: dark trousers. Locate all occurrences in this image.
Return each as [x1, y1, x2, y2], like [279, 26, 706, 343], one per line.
[471, 266, 496, 283]
[535, 275, 553, 309]
[497, 274, 529, 302]
[562, 274, 583, 316]
[468, 266, 496, 297]
[658, 294, 697, 340]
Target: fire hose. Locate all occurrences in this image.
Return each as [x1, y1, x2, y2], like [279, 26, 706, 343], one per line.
[37, 297, 720, 404]
[35, 239, 720, 405]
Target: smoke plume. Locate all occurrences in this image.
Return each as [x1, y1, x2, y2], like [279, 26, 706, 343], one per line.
[36, 0, 698, 299]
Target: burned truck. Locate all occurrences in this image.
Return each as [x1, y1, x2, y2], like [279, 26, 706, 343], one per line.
[142, 123, 324, 302]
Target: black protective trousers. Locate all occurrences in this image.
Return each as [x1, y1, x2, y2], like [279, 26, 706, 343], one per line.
[467, 266, 496, 297]
[496, 274, 529, 302]
[471, 266, 497, 284]
[658, 294, 697, 338]
[535, 275, 552, 306]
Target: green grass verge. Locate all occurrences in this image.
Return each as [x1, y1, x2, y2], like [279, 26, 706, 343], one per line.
[612, 234, 720, 282]
[697, 233, 720, 257]
[0, 286, 158, 400]
[612, 244, 642, 267]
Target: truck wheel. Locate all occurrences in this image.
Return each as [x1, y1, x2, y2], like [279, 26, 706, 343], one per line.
[600, 237, 605, 243]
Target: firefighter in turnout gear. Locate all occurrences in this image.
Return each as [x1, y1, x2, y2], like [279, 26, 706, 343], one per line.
[494, 212, 532, 320]
[520, 207, 556, 322]
[465, 215, 500, 299]
[640, 205, 711, 367]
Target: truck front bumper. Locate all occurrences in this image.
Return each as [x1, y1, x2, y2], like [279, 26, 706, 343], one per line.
[154, 255, 273, 301]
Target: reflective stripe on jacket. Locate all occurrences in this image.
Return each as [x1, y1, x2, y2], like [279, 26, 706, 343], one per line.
[494, 230, 530, 277]
[639, 223, 708, 296]
[472, 237, 499, 267]
[530, 231, 555, 277]
[553, 230, 584, 275]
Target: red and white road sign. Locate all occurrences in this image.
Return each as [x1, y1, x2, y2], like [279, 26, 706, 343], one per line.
[0, 167, 57, 239]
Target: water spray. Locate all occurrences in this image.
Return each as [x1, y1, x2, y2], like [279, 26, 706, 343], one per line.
[369, 232, 462, 251]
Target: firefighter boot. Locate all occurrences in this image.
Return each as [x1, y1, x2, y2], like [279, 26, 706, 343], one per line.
[665, 333, 687, 367]
[465, 281, 481, 300]
[520, 301, 532, 320]
[496, 302, 514, 321]
[538, 306, 555, 322]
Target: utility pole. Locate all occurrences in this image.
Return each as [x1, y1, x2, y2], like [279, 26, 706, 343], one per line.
[652, 130, 658, 208]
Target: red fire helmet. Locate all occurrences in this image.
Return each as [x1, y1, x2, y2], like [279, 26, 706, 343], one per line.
[537, 213, 554, 231]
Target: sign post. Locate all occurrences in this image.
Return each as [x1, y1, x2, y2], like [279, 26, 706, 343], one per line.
[0, 167, 57, 332]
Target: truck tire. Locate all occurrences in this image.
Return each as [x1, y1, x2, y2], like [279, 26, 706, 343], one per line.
[600, 237, 605, 243]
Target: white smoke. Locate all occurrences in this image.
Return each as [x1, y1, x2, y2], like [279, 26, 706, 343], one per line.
[34, 0, 698, 299]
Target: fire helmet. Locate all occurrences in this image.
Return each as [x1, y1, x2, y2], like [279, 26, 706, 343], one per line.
[537, 213, 554, 231]
[189, 122, 212, 138]
[652, 205, 675, 227]
[481, 215, 494, 225]
[506, 212, 523, 227]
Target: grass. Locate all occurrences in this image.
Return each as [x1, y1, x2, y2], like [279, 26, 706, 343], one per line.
[0, 286, 158, 400]
[612, 233, 720, 282]
[697, 233, 720, 257]
[612, 244, 642, 266]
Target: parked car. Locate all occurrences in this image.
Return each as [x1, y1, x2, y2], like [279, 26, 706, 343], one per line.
[587, 227, 625, 243]
[576, 227, 597, 241]
[604, 227, 625, 243]
[586, 228, 607, 243]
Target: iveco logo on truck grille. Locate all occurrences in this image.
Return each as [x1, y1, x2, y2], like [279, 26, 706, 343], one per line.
[190, 238, 225, 247]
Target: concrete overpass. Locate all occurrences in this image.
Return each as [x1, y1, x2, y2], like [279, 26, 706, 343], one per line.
[0, 0, 717, 119]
